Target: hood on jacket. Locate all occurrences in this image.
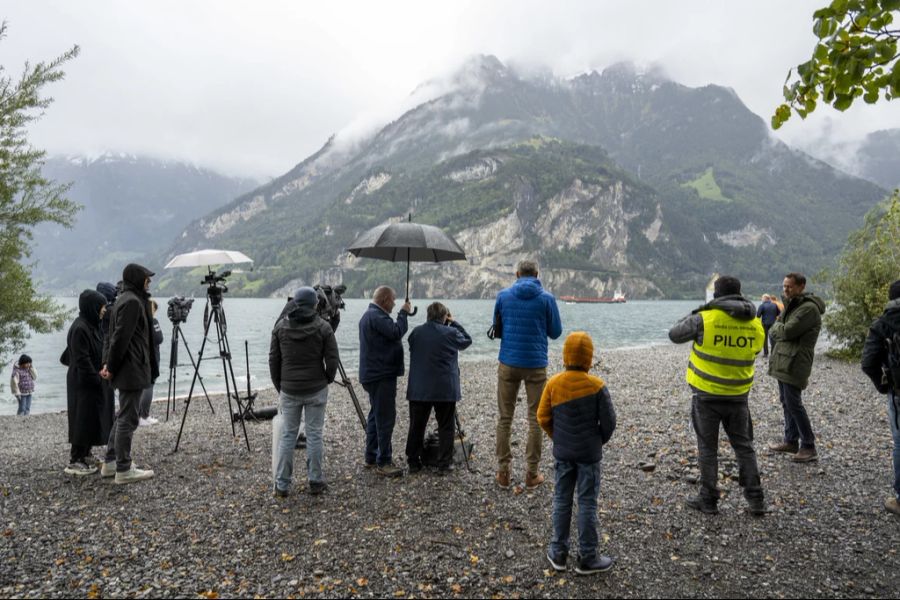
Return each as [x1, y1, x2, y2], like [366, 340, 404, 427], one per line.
[79, 289, 107, 327]
[694, 295, 756, 320]
[790, 292, 827, 315]
[563, 331, 594, 371]
[884, 298, 900, 313]
[288, 286, 318, 322]
[511, 277, 544, 300]
[122, 263, 154, 294]
[96, 281, 117, 304]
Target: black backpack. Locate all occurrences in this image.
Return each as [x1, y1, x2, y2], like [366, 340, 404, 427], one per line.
[886, 329, 900, 393]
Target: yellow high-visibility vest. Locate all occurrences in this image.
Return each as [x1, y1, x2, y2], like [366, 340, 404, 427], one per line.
[685, 308, 765, 396]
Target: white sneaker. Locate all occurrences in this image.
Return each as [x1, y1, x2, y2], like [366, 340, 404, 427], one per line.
[146, 416, 159, 425]
[114, 466, 155, 485]
[138, 418, 151, 427]
[64, 462, 98, 476]
[100, 461, 116, 478]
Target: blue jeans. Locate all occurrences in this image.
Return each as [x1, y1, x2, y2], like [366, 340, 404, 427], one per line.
[363, 378, 397, 466]
[274, 388, 327, 492]
[16, 394, 32, 415]
[550, 460, 601, 560]
[778, 381, 816, 449]
[889, 390, 900, 501]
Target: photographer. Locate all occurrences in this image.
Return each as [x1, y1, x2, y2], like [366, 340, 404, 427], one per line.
[405, 302, 472, 474]
[270, 287, 340, 497]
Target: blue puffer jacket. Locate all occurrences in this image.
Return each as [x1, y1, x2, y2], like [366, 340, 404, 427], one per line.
[358, 303, 409, 384]
[494, 277, 563, 368]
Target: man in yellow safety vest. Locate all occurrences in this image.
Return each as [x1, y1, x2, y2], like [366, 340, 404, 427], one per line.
[669, 275, 766, 516]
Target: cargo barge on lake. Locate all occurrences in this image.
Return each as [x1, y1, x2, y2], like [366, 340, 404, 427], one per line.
[559, 291, 626, 304]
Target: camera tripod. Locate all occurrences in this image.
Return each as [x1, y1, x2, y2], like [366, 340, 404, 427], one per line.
[165, 320, 215, 421]
[174, 281, 251, 452]
[335, 358, 366, 431]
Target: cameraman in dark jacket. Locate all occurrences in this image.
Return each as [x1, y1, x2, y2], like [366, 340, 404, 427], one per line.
[359, 286, 411, 477]
[860, 279, 900, 516]
[405, 302, 472, 474]
[270, 287, 339, 497]
[100, 264, 158, 485]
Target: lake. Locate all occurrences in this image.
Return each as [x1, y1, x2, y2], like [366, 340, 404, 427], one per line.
[1, 297, 702, 415]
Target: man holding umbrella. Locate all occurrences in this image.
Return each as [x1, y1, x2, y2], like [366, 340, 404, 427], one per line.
[359, 286, 412, 477]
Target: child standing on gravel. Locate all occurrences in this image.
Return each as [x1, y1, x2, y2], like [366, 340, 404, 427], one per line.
[536, 332, 616, 575]
[10, 354, 37, 415]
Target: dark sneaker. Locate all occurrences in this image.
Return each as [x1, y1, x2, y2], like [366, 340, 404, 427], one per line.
[309, 481, 328, 496]
[436, 464, 455, 476]
[524, 472, 545, 489]
[375, 463, 403, 478]
[295, 434, 307, 450]
[791, 447, 818, 463]
[495, 470, 511, 489]
[685, 495, 719, 515]
[746, 497, 767, 517]
[546, 550, 568, 572]
[768, 441, 799, 454]
[884, 498, 900, 516]
[407, 462, 424, 474]
[273, 486, 289, 498]
[363, 461, 376, 469]
[575, 555, 614, 575]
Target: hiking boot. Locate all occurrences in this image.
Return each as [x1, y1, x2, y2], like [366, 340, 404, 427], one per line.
[100, 461, 116, 478]
[885, 498, 900, 516]
[375, 463, 403, 478]
[64, 462, 98, 476]
[768, 441, 799, 454]
[363, 461, 376, 469]
[575, 555, 614, 575]
[746, 497, 767, 517]
[309, 481, 328, 496]
[407, 461, 424, 474]
[495, 470, 511, 489]
[525, 472, 545, 489]
[273, 486, 289, 498]
[685, 495, 719, 515]
[791, 447, 818, 463]
[114, 466, 155, 485]
[546, 550, 568, 572]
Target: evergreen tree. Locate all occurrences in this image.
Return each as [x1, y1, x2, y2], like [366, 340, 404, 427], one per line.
[0, 22, 81, 368]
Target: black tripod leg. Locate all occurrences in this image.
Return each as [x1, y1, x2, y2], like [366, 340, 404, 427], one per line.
[178, 327, 215, 415]
[454, 409, 474, 473]
[167, 326, 178, 421]
[337, 359, 367, 431]
[174, 321, 211, 453]
[216, 308, 250, 451]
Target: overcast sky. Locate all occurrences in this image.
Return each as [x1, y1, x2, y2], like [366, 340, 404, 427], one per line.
[2, 0, 898, 178]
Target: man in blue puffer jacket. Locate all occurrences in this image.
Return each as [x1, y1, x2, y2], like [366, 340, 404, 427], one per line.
[492, 259, 563, 489]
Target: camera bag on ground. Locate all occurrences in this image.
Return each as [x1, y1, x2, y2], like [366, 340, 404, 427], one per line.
[421, 429, 474, 467]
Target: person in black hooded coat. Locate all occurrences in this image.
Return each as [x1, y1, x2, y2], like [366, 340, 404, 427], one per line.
[96, 281, 118, 442]
[63, 289, 108, 474]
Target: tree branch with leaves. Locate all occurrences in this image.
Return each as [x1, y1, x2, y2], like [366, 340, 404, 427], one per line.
[773, 0, 900, 129]
[0, 22, 81, 368]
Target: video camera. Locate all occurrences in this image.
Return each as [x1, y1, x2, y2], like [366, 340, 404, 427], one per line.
[314, 284, 346, 329]
[167, 296, 195, 324]
[202, 270, 230, 306]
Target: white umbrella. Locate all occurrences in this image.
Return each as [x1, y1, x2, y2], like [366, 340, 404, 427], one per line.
[165, 249, 253, 269]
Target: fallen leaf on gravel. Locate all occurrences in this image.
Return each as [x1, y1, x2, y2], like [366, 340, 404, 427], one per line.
[671, 555, 679, 561]
[558, 578, 568, 586]
[450, 583, 462, 593]
[199, 591, 219, 599]
[363, 525, 381, 531]
[602, 533, 611, 543]
[86, 584, 101, 599]
[393, 590, 406, 597]
[314, 539, 327, 546]
[281, 553, 295, 562]
[356, 578, 368, 587]
[502, 576, 515, 584]
[470, 553, 480, 565]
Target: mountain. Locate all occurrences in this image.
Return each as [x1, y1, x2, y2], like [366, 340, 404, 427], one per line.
[856, 129, 900, 191]
[32, 154, 259, 293]
[158, 56, 888, 299]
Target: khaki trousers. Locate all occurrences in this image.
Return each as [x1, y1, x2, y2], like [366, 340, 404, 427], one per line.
[495, 362, 547, 476]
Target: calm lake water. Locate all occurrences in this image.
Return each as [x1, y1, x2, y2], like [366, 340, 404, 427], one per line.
[1, 297, 701, 415]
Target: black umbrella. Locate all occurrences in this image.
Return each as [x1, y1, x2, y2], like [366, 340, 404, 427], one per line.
[347, 215, 467, 314]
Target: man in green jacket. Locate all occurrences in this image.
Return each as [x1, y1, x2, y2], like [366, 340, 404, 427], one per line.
[767, 272, 826, 463]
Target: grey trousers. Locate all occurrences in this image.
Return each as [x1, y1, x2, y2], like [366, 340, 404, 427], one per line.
[139, 385, 154, 419]
[104, 388, 142, 472]
[691, 396, 763, 502]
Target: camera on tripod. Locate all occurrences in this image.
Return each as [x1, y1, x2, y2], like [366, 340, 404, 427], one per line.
[315, 284, 347, 331]
[167, 296, 195, 324]
[203, 269, 231, 306]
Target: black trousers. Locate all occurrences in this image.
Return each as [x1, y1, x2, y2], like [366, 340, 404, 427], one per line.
[691, 397, 763, 502]
[405, 401, 456, 468]
[70, 444, 92, 464]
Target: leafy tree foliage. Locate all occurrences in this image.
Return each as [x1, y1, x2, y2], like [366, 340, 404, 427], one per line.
[773, 0, 900, 129]
[0, 23, 80, 367]
[824, 192, 900, 357]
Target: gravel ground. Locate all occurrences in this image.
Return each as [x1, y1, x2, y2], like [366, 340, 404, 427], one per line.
[1, 344, 898, 598]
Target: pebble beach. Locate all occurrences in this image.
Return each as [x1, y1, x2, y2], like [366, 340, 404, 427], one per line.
[1, 344, 898, 598]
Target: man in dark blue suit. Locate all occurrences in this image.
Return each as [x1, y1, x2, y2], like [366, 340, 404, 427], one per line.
[358, 286, 411, 477]
[405, 302, 472, 474]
